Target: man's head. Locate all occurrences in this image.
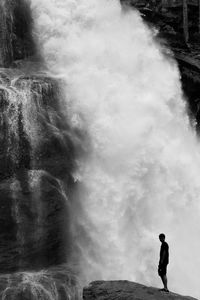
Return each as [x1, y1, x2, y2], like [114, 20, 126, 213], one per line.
[159, 233, 165, 243]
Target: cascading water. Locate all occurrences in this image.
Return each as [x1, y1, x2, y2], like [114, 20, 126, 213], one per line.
[0, 1, 80, 298]
[30, 0, 200, 297]
[0, 70, 80, 298]
[1, 0, 200, 299]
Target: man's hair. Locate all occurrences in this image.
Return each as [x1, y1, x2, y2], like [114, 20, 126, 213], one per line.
[159, 233, 165, 239]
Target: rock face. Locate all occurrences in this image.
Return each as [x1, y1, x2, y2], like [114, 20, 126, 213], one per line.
[0, 0, 81, 297]
[0, 0, 35, 67]
[0, 1, 81, 298]
[83, 281, 198, 300]
[0, 70, 76, 274]
[0, 69, 78, 279]
[0, 73, 75, 181]
[0, 171, 70, 273]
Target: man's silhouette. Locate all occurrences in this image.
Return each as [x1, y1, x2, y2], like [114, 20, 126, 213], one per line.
[158, 233, 169, 292]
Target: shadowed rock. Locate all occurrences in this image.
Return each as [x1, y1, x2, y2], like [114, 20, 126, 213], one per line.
[0, 0, 36, 67]
[0, 73, 76, 181]
[0, 0, 82, 297]
[0, 170, 70, 273]
[0, 72, 79, 274]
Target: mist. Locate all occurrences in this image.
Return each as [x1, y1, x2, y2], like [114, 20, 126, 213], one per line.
[30, 0, 200, 297]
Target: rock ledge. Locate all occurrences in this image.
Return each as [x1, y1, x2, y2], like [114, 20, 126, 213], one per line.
[83, 281, 198, 300]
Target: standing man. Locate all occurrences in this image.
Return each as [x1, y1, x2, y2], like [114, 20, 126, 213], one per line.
[158, 233, 169, 292]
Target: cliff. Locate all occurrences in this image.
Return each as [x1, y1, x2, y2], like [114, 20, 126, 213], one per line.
[0, 0, 81, 297]
[0, 0, 76, 275]
[83, 281, 198, 300]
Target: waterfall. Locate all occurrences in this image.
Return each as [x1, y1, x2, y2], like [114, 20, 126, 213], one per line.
[1, 0, 200, 298]
[30, 0, 200, 297]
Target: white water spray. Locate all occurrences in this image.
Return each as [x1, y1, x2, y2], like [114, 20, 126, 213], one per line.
[31, 0, 200, 297]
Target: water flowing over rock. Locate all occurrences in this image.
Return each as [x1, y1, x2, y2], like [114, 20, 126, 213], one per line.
[134, 4, 200, 129]
[0, 0, 200, 299]
[0, 266, 79, 300]
[30, 0, 200, 298]
[0, 0, 81, 298]
[0, 60, 79, 298]
[0, 170, 70, 272]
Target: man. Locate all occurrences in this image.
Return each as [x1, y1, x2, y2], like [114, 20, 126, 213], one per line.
[158, 233, 169, 292]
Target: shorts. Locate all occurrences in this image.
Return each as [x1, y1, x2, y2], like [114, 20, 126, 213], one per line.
[158, 264, 167, 276]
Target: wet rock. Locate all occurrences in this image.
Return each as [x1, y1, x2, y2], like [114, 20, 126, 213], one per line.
[0, 84, 31, 180]
[0, 170, 70, 273]
[0, 0, 81, 296]
[0, 73, 77, 273]
[0, 75, 76, 181]
[0, 1, 13, 67]
[0, 0, 36, 67]
[0, 265, 80, 300]
[83, 281, 198, 300]
[0, 71, 10, 85]
[15, 75, 76, 180]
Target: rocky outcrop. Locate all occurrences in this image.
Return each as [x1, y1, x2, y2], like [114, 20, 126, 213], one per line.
[83, 281, 198, 300]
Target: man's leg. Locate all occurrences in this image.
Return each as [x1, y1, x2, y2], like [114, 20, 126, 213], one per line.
[161, 274, 168, 291]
